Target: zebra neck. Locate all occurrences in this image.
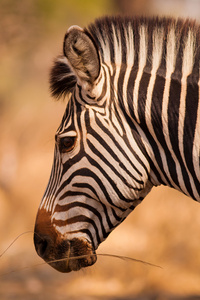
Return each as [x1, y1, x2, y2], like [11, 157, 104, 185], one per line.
[122, 69, 200, 200]
[87, 16, 200, 200]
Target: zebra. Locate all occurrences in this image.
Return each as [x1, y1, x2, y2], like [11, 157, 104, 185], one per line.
[34, 16, 200, 273]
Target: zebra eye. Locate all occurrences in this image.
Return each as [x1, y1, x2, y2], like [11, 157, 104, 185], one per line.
[59, 136, 76, 153]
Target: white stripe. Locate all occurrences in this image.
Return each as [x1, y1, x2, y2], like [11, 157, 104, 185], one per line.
[145, 27, 164, 115]
[112, 24, 122, 67]
[193, 68, 200, 185]
[112, 24, 122, 109]
[122, 23, 135, 121]
[125, 23, 135, 67]
[98, 29, 113, 76]
[58, 131, 77, 138]
[133, 25, 148, 123]
[111, 103, 124, 136]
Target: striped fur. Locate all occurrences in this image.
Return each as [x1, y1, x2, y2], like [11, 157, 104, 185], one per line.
[35, 16, 200, 272]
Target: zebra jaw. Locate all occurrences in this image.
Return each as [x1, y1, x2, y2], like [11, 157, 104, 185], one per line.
[34, 209, 97, 272]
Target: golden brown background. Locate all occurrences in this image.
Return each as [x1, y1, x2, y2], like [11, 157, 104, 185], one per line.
[0, 0, 200, 299]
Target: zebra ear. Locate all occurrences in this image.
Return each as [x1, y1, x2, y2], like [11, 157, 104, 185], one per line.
[64, 26, 100, 90]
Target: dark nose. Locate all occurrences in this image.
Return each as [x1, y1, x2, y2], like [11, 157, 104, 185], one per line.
[34, 232, 51, 259]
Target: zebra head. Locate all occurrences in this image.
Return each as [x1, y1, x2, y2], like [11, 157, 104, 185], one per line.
[34, 23, 154, 272]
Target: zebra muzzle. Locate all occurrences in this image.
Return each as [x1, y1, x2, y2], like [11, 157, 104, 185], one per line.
[34, 232, 97, 272]
[34, 208, 97, 272]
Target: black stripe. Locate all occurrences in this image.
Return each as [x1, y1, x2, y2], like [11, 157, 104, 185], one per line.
[168, 75, 194, 197]
[151, 74, 179, 187]
[184, 76, 200, 193]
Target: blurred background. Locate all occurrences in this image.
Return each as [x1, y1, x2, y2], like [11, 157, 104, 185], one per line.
[0, 0, 200, 299]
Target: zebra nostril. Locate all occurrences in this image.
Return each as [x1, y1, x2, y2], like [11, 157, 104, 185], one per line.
[38, 239, 48, 258]
[34, 233, 51, 259]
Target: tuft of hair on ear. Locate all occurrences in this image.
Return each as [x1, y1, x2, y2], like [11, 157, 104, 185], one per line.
[49, 55, 77, 100]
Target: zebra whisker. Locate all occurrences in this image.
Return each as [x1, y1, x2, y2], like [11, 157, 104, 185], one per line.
[0, 253, 162, 278]
[0, 231, 34, 258]
[45, 253, 162, 269]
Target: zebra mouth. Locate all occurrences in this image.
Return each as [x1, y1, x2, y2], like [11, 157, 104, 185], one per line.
[49, 238, 97, 273]
[34, 233, 97, 273]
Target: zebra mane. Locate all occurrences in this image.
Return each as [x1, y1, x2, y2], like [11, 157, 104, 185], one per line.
[88, 16, 200, 76]
[50, 16, 200, 99]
